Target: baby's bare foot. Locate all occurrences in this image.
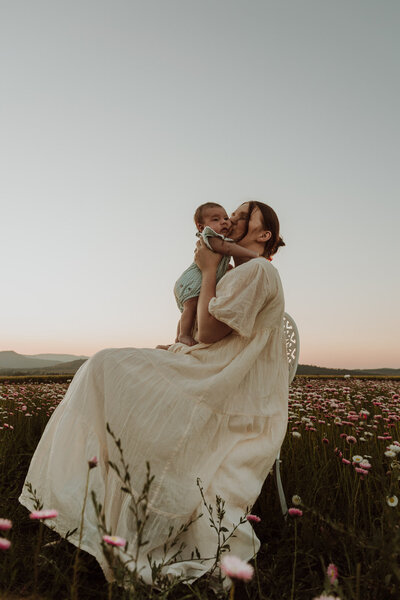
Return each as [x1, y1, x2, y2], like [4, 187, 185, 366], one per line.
[178, 335, 197, 346]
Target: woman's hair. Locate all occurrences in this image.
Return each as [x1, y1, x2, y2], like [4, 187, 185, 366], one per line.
[194, 202, 224, 225]
[236, 201, 285, 258]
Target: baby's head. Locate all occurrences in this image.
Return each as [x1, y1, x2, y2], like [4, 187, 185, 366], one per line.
[194, 203, 231, 236]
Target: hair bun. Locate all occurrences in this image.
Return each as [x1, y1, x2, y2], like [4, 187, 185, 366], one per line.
[270, 236, 285, 256]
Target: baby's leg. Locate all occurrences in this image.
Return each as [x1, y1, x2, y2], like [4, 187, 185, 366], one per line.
[175, 319, 181, 343]
[178, 297, 198, 346]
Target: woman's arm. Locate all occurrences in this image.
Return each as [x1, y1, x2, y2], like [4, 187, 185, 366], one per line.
[194, 239, 232, 344]
[208, 237, 258, 260]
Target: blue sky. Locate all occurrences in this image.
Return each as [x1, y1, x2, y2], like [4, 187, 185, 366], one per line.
[1, 0, 399, 368]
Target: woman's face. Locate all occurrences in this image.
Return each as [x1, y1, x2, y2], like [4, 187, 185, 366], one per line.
[230, 203, 266, 244]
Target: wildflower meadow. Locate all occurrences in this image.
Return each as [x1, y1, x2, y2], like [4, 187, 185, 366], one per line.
[1, 375, 400, 599]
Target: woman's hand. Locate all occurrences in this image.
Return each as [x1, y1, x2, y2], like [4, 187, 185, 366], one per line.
[194, 238, 222, 272]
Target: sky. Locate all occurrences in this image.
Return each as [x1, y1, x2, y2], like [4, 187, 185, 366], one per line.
[1, 0, 399, 369]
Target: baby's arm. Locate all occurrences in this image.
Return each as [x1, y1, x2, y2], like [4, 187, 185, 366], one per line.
[207, 237, 258, 259]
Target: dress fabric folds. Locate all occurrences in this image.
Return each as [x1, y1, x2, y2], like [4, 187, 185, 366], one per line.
[19, 257, 289, 585]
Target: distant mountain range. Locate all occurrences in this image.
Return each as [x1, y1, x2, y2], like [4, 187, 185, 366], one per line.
[296, 364, 400, 377]
[29, 353, 89, 362]
[0, 351, 88, 375]
[0, 351, 399, 377]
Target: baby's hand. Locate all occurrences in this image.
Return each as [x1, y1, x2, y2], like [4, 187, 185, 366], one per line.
[194, 238, 222, 271]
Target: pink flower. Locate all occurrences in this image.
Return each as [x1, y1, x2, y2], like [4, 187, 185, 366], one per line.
[288, 508, 303, 517]
[0, 519, 12, 531]
[88, 456, 98, 469]
[355, 467, 369, 475]
[322, 438, 329, 444]
[342, 458, 351, 465]
[246, 514, 261, 523]
[29, 509, 58, 520]
[346, 436, 357, 444]
[313, 595, 339, 600]
[220, 554, 254, 581]
[103, 535, 126, 547]
[360, 460, 371, 469]
[327, 562, 338, 585]
[0, 538, 11, 550]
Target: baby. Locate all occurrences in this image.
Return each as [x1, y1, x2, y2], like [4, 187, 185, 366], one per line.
[174, 202, 258, 346]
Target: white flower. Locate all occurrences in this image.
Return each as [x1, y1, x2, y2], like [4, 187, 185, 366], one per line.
[360, 459, 371, 469]
[292, 495, 302, 506]
[352, 455, 363, 464]
[385, 450, 396, 458]
[292, 431, 301, 438]
[387, 495, 398, 507]
[388, 444, 400, 454]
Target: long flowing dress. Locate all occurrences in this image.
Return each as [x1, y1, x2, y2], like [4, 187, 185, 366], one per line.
[19, 257, 289, 586]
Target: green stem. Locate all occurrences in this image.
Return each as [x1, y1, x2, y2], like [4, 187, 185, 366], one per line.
[355, 561, 361, 600]
[71, 466, 91, 600]
[251, 529, 262, 599]
[353, 476, 361, 530]
[290, 521, 298, 600]
[33, 521, 44, 593]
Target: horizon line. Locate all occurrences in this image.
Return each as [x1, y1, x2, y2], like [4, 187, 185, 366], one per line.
[0, 349, 398, 372]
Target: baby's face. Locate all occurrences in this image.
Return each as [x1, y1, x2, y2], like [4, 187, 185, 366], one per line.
[198, 206, 231, 236]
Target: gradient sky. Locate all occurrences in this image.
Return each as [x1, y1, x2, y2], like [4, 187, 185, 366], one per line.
[1, 0, 399, 369]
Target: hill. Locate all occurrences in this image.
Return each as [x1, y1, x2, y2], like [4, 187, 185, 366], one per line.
[28, 353, 89, 362]
[0, 351, 63, 370]
[0, 358, 87, 377]
[0, 351, 89, 371]
[297, 364, 400, 376]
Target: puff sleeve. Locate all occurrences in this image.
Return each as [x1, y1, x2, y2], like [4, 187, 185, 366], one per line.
[198, 226, 233, 251]
[208, 259, 273, 338]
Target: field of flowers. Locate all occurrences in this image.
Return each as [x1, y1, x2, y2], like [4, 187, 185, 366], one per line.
[0, 375, 400, 599]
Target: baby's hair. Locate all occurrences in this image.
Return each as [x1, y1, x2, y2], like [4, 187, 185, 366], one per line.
[194, 203, 224, 225]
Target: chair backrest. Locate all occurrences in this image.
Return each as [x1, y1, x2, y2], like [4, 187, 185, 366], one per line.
[283, 312, 300, 385]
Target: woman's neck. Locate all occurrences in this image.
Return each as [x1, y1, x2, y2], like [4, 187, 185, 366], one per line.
[233, 256, 255, 267]
[233, 242, 264, 267]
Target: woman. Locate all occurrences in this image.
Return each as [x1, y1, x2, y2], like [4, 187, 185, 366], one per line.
[19, 201, 289, 587]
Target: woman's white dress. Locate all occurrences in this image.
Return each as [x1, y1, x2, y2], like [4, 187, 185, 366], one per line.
[19, 257, 289, 586]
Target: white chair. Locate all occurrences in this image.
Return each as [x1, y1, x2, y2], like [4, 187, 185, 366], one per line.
[275, 312, 300, 519]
